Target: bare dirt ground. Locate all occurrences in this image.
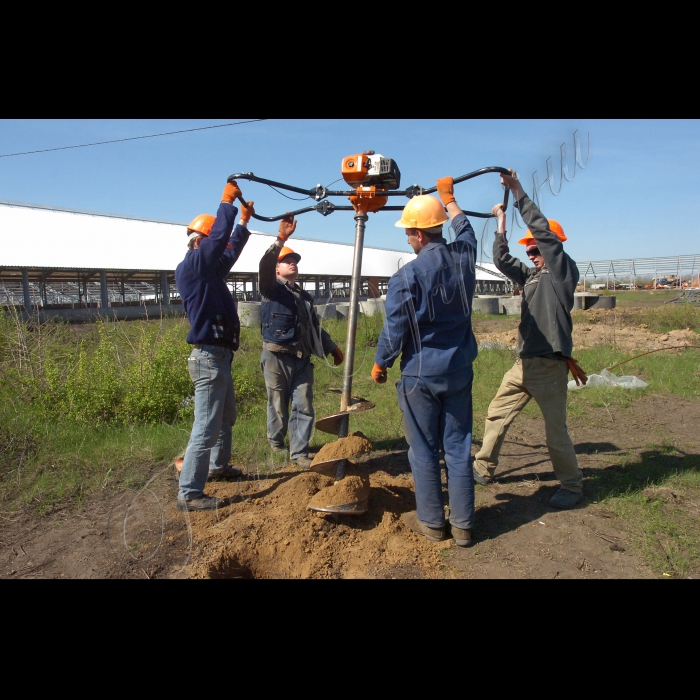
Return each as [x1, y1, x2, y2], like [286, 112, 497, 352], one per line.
[2, 394, 698, 579]
[476, 310, 698, 353]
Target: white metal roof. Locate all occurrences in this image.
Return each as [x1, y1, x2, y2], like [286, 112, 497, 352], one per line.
[0, 200, 504, 281]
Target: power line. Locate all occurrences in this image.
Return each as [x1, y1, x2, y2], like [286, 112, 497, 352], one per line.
[0, 119, 268, 158]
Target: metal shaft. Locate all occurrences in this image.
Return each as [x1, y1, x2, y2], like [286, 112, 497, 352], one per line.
[334, 211, 368, 482]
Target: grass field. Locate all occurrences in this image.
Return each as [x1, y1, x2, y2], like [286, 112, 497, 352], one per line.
[1, 298, 699, 577]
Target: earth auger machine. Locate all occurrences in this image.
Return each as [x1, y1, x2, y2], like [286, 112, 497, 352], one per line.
[228, 154, 511, 514]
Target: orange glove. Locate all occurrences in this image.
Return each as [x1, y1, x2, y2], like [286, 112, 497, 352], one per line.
[566, 357, 588, 386]
[222, 180, 242, 204]
[330, 347, 344, 366]
[240, 201, 255, 223]
[278, 213, 297, 242]
[436, 176, 455, 207]
[371, 362, 388, 384]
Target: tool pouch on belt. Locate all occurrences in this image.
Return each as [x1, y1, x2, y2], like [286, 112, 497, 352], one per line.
[566, 357, 588, 386]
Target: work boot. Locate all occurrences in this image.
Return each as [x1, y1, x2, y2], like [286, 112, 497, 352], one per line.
[401, 511, 446, 542]
[292, 455, 312, 469]
[269, 443, 287, 455]
[176, 494, 225, 512]
[449, 523, 473, 547]
[473, 464, 492, 485]
[208, 465, 244, 480]
[549, 488, 583, 510]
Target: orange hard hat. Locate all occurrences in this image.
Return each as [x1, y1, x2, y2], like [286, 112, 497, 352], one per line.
[278, 246, 301, 263]
[395, 195, 448, 230]
[518, 219, 567, 246]
[187, 214, 216, 237]
[186, 213, 232, 248]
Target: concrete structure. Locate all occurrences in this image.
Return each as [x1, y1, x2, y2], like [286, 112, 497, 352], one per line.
[472, 297, 500, 315]
[501, 297, 522, 315]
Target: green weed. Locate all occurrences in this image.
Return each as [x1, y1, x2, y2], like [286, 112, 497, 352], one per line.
[586, 447, 700, 578]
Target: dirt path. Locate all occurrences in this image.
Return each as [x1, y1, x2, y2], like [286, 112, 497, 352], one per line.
[2, 395, 698, 579]
[476, 313, 698, 353]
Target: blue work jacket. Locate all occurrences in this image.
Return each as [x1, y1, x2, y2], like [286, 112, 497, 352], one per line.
[261, 283, 317, 345]
[375, 212, 478, 377]
[175, 202, 250, 350]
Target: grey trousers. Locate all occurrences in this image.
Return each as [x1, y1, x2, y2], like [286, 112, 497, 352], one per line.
[261, 348, 315, 460]
[474, 356, 582, 492]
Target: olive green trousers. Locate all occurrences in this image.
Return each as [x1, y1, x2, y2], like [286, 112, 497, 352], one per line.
[474, 356, 582, 492]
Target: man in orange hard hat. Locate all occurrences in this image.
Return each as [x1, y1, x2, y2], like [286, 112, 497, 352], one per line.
[372, 182, 479, 547]
[258, 214, 344, 468]
[473, 169, 585, 510]
[174, 179, 254, 512]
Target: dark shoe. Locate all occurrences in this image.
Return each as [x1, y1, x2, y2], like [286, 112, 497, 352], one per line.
[176, 494, 226, 512]
[473, 466, 492, 485]
[401, 511, 446, 542]
[208, 465, 244, 480]
[549, 488, 583, 509]
[450, 523, 473, 547]
[292, 455, 313, 469]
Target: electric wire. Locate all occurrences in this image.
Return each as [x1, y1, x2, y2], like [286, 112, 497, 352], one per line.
[266, 185, 310, 201]
[265, 176, 347, 202]
[0, 119, 268, 158]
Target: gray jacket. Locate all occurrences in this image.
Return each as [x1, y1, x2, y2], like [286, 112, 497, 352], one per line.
[493, 195, 579, 359]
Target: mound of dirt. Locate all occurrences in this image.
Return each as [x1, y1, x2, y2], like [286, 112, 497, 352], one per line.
[311, 432, 373, 464]
[307, 461, 370, 509]
[182, 456, 447, 579]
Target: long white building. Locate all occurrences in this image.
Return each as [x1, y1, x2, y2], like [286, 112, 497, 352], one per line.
[0, 199, 506, 316]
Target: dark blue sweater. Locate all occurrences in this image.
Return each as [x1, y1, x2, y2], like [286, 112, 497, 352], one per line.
[175, 202, 250, 350]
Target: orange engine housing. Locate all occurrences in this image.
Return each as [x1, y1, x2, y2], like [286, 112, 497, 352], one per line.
[349, 186, 388, 214]
[341, 153, 372, 185]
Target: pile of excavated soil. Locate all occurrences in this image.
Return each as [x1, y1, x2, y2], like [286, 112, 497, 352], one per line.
[311, 432, 373, 464]
[182, 456, 448, 579]
[477, 319, 698, 353]
[307, 461, 370, 508]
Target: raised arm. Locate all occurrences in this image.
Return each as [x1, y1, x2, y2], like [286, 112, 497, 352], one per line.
[436, 176, 477, 249]
[517, 196, 579, 288]
[219, 201, 254, 277]
[194, 180, 244, 278]
[259, 213, 297, 299]
[489, 201, 530, 286]
[499, 168, 578, 288]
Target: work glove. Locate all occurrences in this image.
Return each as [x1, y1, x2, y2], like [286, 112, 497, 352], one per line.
[436, 176, 455, 207]
[371, 362, 388, 384]
[329, 347, 344, 366]
[566, 357, 588, 386]
[278, 213, 297, 241]
[222, 180, 242, 204]
[240, 201, 255, 223]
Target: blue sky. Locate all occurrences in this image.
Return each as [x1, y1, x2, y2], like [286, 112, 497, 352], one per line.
[1, 119, 697, 263]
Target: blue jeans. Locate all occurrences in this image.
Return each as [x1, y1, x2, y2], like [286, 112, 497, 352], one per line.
[261, 348, 314, 460]
[178, 345, 237, 501]
[397, 366, 475, 530]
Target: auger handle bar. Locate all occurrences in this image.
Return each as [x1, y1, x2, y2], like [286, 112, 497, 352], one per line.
[227, 166, 511, 222]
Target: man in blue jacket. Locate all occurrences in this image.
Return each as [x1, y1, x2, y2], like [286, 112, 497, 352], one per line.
[174, 179, 253, 512]
[258, 214, 344, 468]
[372, 178, 478, 547]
